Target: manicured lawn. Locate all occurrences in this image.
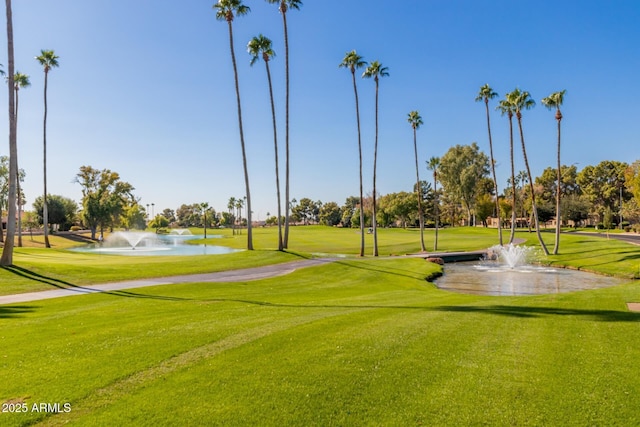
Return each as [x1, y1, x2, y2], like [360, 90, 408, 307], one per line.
[204, 225, 511, 254]
[0, 226, 502, 296]
[2, 226, 640, 425]
[518, 230, 640, 279]
[1, 257, 640, 426]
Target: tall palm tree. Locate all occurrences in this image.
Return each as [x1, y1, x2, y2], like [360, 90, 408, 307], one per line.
[362, 60, 389, 257]
[13, 71, 29, 248]
[475, 84, 502, 245]
[497, 96, 517, 244]
[227, 196, 236, 235]
[541, 90, 566, 255]
[0, 0, 15, 266]
[407, 111, 426, 252]
[35, 49, 59, 249]
[508, 88, 549, 255]
[248, 34, 283, 251]
[214, 0, 253, 250]
[427, 156, 440, 251]
[265, 0, 302, 249]
[235, 197, 245, 233]
[340, 50, 367, 257]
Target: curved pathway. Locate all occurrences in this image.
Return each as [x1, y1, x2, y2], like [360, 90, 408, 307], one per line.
[0, 258, 335, 305]
[570, 231, 640, 246]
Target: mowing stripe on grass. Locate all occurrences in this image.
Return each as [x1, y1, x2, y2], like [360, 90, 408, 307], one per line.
[34, 305, 368, 426]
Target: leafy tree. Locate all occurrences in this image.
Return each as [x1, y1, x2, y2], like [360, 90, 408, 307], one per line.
[507, 88, 549, 255]
[542, 90, 567, 253]
[476, 84, 502, 244]
[35, 49, 59, 249]
[161, 208, 176, 223]
[292, 198, 320, 225]
[407, 111, 426, 251]
[148, 214, 169, 232]
[122, 203, 147, 230]
[340, 50, 367, 256]
[33, 194, 77, 231]
[577, 160, 628, 223]
[340, 196, 359, 228]
[75, 166, 135, 239]
[377, 191, 416, 229]
[438, 143, 489, 226]
[0, 0, 15, 265]
[22, 211, 39, 240]
[177, 203, 202, 227]
[0, 156, 25, 244]
[535, 165, 580, 203]
[319, 202, 341, 226]
[249, 34, 283, 250]
[363, 60, 389, 256]
[475, 193, 494, 227]
[214, 0, 254, 250]
[624, 160, 640, 210]
[560, 194, 590, 227]
[265, 0, 302, 249]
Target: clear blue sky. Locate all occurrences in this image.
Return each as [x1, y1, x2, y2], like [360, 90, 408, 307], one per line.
[5, 0, 640, 220]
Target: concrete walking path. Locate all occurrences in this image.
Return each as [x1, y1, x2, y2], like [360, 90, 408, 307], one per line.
[0, 258, 335, 306]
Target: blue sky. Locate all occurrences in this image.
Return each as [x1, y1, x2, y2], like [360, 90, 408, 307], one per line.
[5, 0, 640, 220]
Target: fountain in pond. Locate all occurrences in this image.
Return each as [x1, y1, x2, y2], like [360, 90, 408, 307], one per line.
[487, 244, 535, 269]
[435, 244, 626, 296]
[170, 229, 192, 235]
[109, 231, 158, 250]
[70, 230, 239, 256]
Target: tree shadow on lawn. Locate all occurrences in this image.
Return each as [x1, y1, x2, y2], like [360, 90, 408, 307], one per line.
[433, 304, 640, 322]
[0, 305, 38, 319]
[1, 265, 188, 302]
[333, 259, 433, 281]
[193, 299, 640, 323]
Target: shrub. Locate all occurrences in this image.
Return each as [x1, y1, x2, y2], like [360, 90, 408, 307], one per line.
[70, 225, 83, 232]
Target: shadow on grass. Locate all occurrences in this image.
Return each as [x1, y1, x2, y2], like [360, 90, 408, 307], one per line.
[433, 304, 640, 322]
[1, 265, 188, 302]
[333, 259, 432, 281]
[189, 299, 640, 323]
[0, 305, 38, 319]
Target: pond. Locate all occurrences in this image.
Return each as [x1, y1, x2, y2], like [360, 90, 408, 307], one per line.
[435, 261, 627, 296]
[70, 232, 241, 257]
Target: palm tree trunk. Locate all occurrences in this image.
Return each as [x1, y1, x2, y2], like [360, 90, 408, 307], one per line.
[43, 69, 50, 248]
[1, 0, 16, 266]
[350, 70, 365, 257]
[485, 100, 502, 245]
[553, 114, 562, 255]
[227, 20, 253, 250]
[14, 86, 22, 247]
[282, 10, 291, 249]
[508, 114, 516, 244]
[517, 116, 549, 255]
[413, 128, 426, 252]
[265, 60, 283, 251]
[372, 79, 379, 256]
[434, 175, 439, 251]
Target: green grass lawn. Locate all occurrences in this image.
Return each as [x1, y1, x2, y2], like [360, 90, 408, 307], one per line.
[1, 256, 640, 426]
[206, 225, 505, 254]
[2, 226, 640, 425]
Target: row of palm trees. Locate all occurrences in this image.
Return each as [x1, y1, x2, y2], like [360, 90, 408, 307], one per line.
[0, 0, 59, 265]
[340, 51, 390, 257]
[215, 0, 301, 251]
[479, 85, 566, 256]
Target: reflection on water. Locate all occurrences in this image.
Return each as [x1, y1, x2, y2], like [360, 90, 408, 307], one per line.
[435, 262, 626, 296]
